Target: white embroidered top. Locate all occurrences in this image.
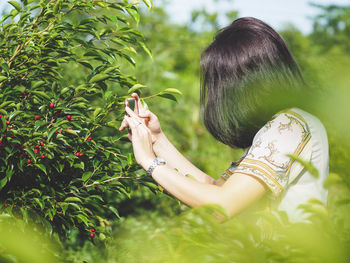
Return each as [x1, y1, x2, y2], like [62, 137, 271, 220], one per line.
[221, 107, 329, 222]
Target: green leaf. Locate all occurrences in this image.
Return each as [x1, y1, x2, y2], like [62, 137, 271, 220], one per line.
[32, 80, 45, 89]
[60, 87, 70, 95]
[78, 61, 93, 70]
[128, 84, 146, 94]
[162, 88, 183, 96]
[73, 162, 85, 170]
[157, 93, 177, 102]
[9, 1, 21, 11]
[68, 203, 81, 210]
[77, 214, 89, 226]
[1, 63, 9, 73]
[89, 73, 109, 83]
[9, 110, 23, 121]
[109, 206, 120, 219]
[139, 42, 153, 59]
[142, 0, 153, 9]
[288, 154, 319, 178]
[0, 101, 14, 109]
[126, 6, 140, 24]
[64, 129, 78, 136]
[31, 91, 51, 100]
[33, 198, 44, 210]
[24, 148, 36, 161]
[34, 164, 47, 174]
[128, 153, 133, 165]
[82, 171, 92, 182]
[0, 76, 7, 82]
[323, 173, 342, 188]
[65, 197, 82, 203]
[87, 195, 103, 202]
[93, 107, 103, 118]
[0, 178, 7, 190]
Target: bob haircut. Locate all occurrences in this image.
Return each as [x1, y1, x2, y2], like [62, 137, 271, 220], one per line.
[200, 17, 307, 149]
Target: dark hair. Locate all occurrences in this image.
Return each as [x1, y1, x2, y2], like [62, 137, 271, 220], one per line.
[200, 17, 306, 149]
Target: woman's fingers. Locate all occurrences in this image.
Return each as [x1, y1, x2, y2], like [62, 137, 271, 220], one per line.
[131, 93, 148, 115]
[119, 117, 128, 131]
[139, 109, 154, 120]
[125, 105, 144, 122]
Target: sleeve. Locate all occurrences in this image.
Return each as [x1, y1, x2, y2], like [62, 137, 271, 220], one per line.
[233, 111, 312, 196]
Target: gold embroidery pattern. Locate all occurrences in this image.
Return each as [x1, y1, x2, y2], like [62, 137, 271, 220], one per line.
[246, 139, 262, 158]
[220, 110, 312, 193]
[261, 141, 290, 170]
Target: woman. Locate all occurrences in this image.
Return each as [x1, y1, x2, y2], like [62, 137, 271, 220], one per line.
[118, 17, 329, 222]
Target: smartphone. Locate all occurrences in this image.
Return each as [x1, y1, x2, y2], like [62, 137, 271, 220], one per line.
[127, 98, 136, 111]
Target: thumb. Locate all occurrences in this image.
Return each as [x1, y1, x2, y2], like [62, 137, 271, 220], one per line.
[139, 110, 152, 119]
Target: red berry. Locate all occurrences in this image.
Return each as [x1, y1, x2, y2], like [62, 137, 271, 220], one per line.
[23, 92, 26, 95]
[41, 155, 45, 159]
[6, 121, 10, 125]
[49, 103, 55, 108]
[76, 152, 83, 157]
[54, 199, 57, 204]
[35, 115, 40, 120]
[0, 114, 2, 118]
[91, 228, 95, 232]
[89, 233, 95, 238]
[34, 148, 39, 154]
[96, 186, 100, 190]
[59, 128, 63, 133]
[0, 140, 2, 144]
[27, 159, 31, 164]
[35, 144, 39, 148]
[87, 137, 92, 141]
[67, 115, 71, 120]
[40, 141, 44, 146]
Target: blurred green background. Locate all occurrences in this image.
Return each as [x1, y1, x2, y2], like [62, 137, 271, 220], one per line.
[1, 0, 350, 262]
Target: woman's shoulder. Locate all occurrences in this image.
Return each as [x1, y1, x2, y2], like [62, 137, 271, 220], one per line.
[252, 108, 311, 149]
[273, 107, 329, 162]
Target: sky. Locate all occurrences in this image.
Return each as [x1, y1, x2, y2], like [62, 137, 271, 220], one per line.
[164, 0, 350, 34]
[0, 0, 349, 34]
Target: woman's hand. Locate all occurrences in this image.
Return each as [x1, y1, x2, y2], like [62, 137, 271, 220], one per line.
[122, 106, 156, 169]
[119, 93, 162, 143]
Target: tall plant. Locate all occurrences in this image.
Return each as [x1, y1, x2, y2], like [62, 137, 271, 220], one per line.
[0, 0, 156, 241]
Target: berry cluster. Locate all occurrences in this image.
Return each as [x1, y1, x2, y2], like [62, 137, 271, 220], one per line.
[89, 228, 95, 238]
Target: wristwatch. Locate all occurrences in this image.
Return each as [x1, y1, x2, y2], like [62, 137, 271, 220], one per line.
[146, 157, 166, 176]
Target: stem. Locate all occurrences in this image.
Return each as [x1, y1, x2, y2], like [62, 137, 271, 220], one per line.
[84, 175, 138, 188]
[141, 93, 160, 100]
[96, 145, 127, 158]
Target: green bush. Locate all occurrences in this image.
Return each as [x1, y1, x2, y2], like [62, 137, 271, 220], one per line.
[0, 0, 156, 242]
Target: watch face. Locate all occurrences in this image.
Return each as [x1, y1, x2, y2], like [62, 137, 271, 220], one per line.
[156, 158, 166, 165]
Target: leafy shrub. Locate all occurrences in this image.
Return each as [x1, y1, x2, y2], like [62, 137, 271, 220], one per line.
[0, 0, 155, 241]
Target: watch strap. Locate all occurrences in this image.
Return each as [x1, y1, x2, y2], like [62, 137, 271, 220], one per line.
[146, 157, 166, 176]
